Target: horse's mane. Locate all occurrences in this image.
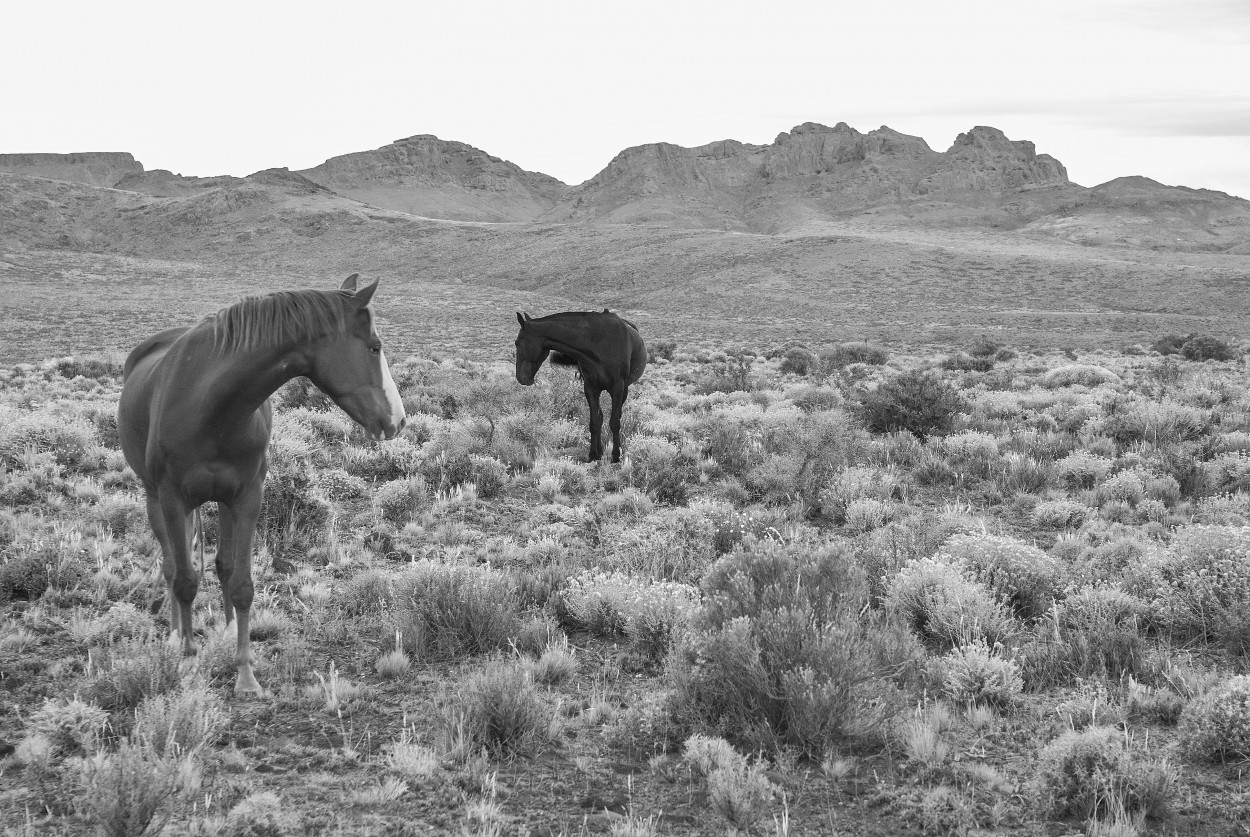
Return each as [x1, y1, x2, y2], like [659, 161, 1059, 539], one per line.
[209, 289, 351, 352]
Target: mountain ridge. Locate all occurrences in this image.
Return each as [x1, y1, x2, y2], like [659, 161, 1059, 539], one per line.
[1, 121, 1248, 252]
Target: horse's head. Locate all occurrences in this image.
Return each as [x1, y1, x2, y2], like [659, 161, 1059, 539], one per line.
[514, 312, 549, 386]
[307, 275, 407, 441]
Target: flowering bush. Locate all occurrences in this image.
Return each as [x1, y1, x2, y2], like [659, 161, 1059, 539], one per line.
[316, 468, 368, 502]
[560, 570, 700, 660]
[1204, 451, 1250, 495]
[1035, 726, 1173, 821]
[1032, 499, 1089, 529]
[884, 556, 1017, 649]
[937, 532, 1062, 620]
[1126, 525, 1250, 646]
[1043, 364, 1121, 388]
[1177, 675, 1250, 762]
[1055, 451, 1114, 489]
[940, 639, 1023, 707]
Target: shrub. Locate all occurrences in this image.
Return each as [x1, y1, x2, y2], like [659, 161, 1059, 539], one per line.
[1151, 333, 1187, 355]
[131, 681, 226, 756]
[1177, 675, 1250, 762]
[668, 542, 908, 756]
[884, 556, 1018, 650]
[941, 353, 994, 372]
[1035, 727, 1173, 822]
[558, 571, 699, 663]
[648, 339, 677, 362]
[392, 562, 520, 660]
[87, 637, 184, 715]
[779, 346, 817, 376]
[1180, 335, 1236, 362]
[940, 639, 1023, 707]
[1043, 364, 1121, 388]
[1055, 451, 1114, 489]
[315, 468, 368, 502]
[373, 478, 427, 525]
[259, 439, 330, 551]
[682, 736, 777, 833]
[75, 742, 189, 837]
[440, 660, 560, 758]
[821, 343, 888, 369]
[1127, 525, 1250, 649]
[1033, 499, 1089, 529]
[27, 697, 108, 757]
[857, 371, 967, 441]
[938, 532, 1062, 620]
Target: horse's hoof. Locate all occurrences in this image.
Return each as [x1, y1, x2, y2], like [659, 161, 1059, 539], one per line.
[234, 678, 269, 699]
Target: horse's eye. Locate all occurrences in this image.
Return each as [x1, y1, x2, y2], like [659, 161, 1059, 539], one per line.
[369, 345, 381, 355]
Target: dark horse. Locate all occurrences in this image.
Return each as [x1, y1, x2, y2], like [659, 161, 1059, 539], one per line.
[515, 310, 647, 463]
[118, 275, 406, 694]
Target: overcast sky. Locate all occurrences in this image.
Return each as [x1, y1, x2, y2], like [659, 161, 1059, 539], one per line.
[5, 0, 1248, 198]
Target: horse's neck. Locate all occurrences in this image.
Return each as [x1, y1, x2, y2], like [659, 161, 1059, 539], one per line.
[186, 332, 304, 426]
[537, 322, 594, 364]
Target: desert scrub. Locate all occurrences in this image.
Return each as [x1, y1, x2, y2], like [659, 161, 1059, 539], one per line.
[1033, 498, 1090, 529]
[1102, 397, 1207, 447]
[391, 561, 520, 660]
[87, 635, 184, 715]
[1043, 364, 1121, 388]
[75, 740, 195, 837]
[818, 464, 902, 525]
[131, 680, 226, 756]
[440, 659, 561, 758]
[1126, 525, 1250, 649]
[682, 734, 777, 833]
[884, 555, 1018, 650]
[1055, 450, 1114, 489]
[1034, 726, 1174, 823]
[940, 639, 1023, 707]
[558, 570, 699, 663]
[667, 541, 908, 756]
[857, 370, 967, 441]
[1176, 674, 1250, 762]
[821, 342, 888, 370]
[27, 697, 109, 757]
[937, 532, 1062, 620]
[372, 477, 428, 525]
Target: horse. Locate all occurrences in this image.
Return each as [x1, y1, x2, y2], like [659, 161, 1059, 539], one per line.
[118, 274, 406, 695]
[514, 309, 647, 463]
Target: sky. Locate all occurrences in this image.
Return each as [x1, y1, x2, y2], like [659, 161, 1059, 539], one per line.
[5, 0, 1249, 199]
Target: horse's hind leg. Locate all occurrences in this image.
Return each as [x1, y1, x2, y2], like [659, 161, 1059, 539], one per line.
[152, 489, 198, 655]
[609, 384, 627, 464]
[220, 488, 265, 695]
[583, 382, 604, 462]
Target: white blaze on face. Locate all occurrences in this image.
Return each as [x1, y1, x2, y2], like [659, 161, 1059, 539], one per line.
[379, 349, 406, 435]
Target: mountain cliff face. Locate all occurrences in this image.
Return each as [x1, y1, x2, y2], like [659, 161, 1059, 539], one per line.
[297, 135, 567, 222]
[0, 152, 143, 188]
[547, 122, 1074, 232]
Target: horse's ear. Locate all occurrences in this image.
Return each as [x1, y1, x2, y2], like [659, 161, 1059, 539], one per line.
[351, 278, 379, 307]
[516, 312, 527, 326]
[341, 273, 360, 292]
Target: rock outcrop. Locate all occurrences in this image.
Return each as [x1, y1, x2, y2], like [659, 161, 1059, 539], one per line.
[0, 152, 143, 188]
[114, 169, 241, 197]
[547, 122, 1073, 231]
[297, 135, 566, 222]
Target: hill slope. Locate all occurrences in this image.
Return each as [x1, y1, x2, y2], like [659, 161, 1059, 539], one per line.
[297, 135, 567, 222]
[2, 167, 1248, 364]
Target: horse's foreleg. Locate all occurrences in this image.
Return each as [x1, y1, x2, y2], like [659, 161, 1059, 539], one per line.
[221, 489, 265, 696]
[154, 489, 198, 655]
[609, 385, 627, 464]
[584, 382, 604, 462]
[215, 503, 238, 632]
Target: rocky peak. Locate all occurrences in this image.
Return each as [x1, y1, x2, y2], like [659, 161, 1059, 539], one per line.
[0, 152, 143, 188]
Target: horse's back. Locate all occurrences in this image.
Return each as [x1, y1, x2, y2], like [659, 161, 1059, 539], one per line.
[123, 327, 190, 381]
